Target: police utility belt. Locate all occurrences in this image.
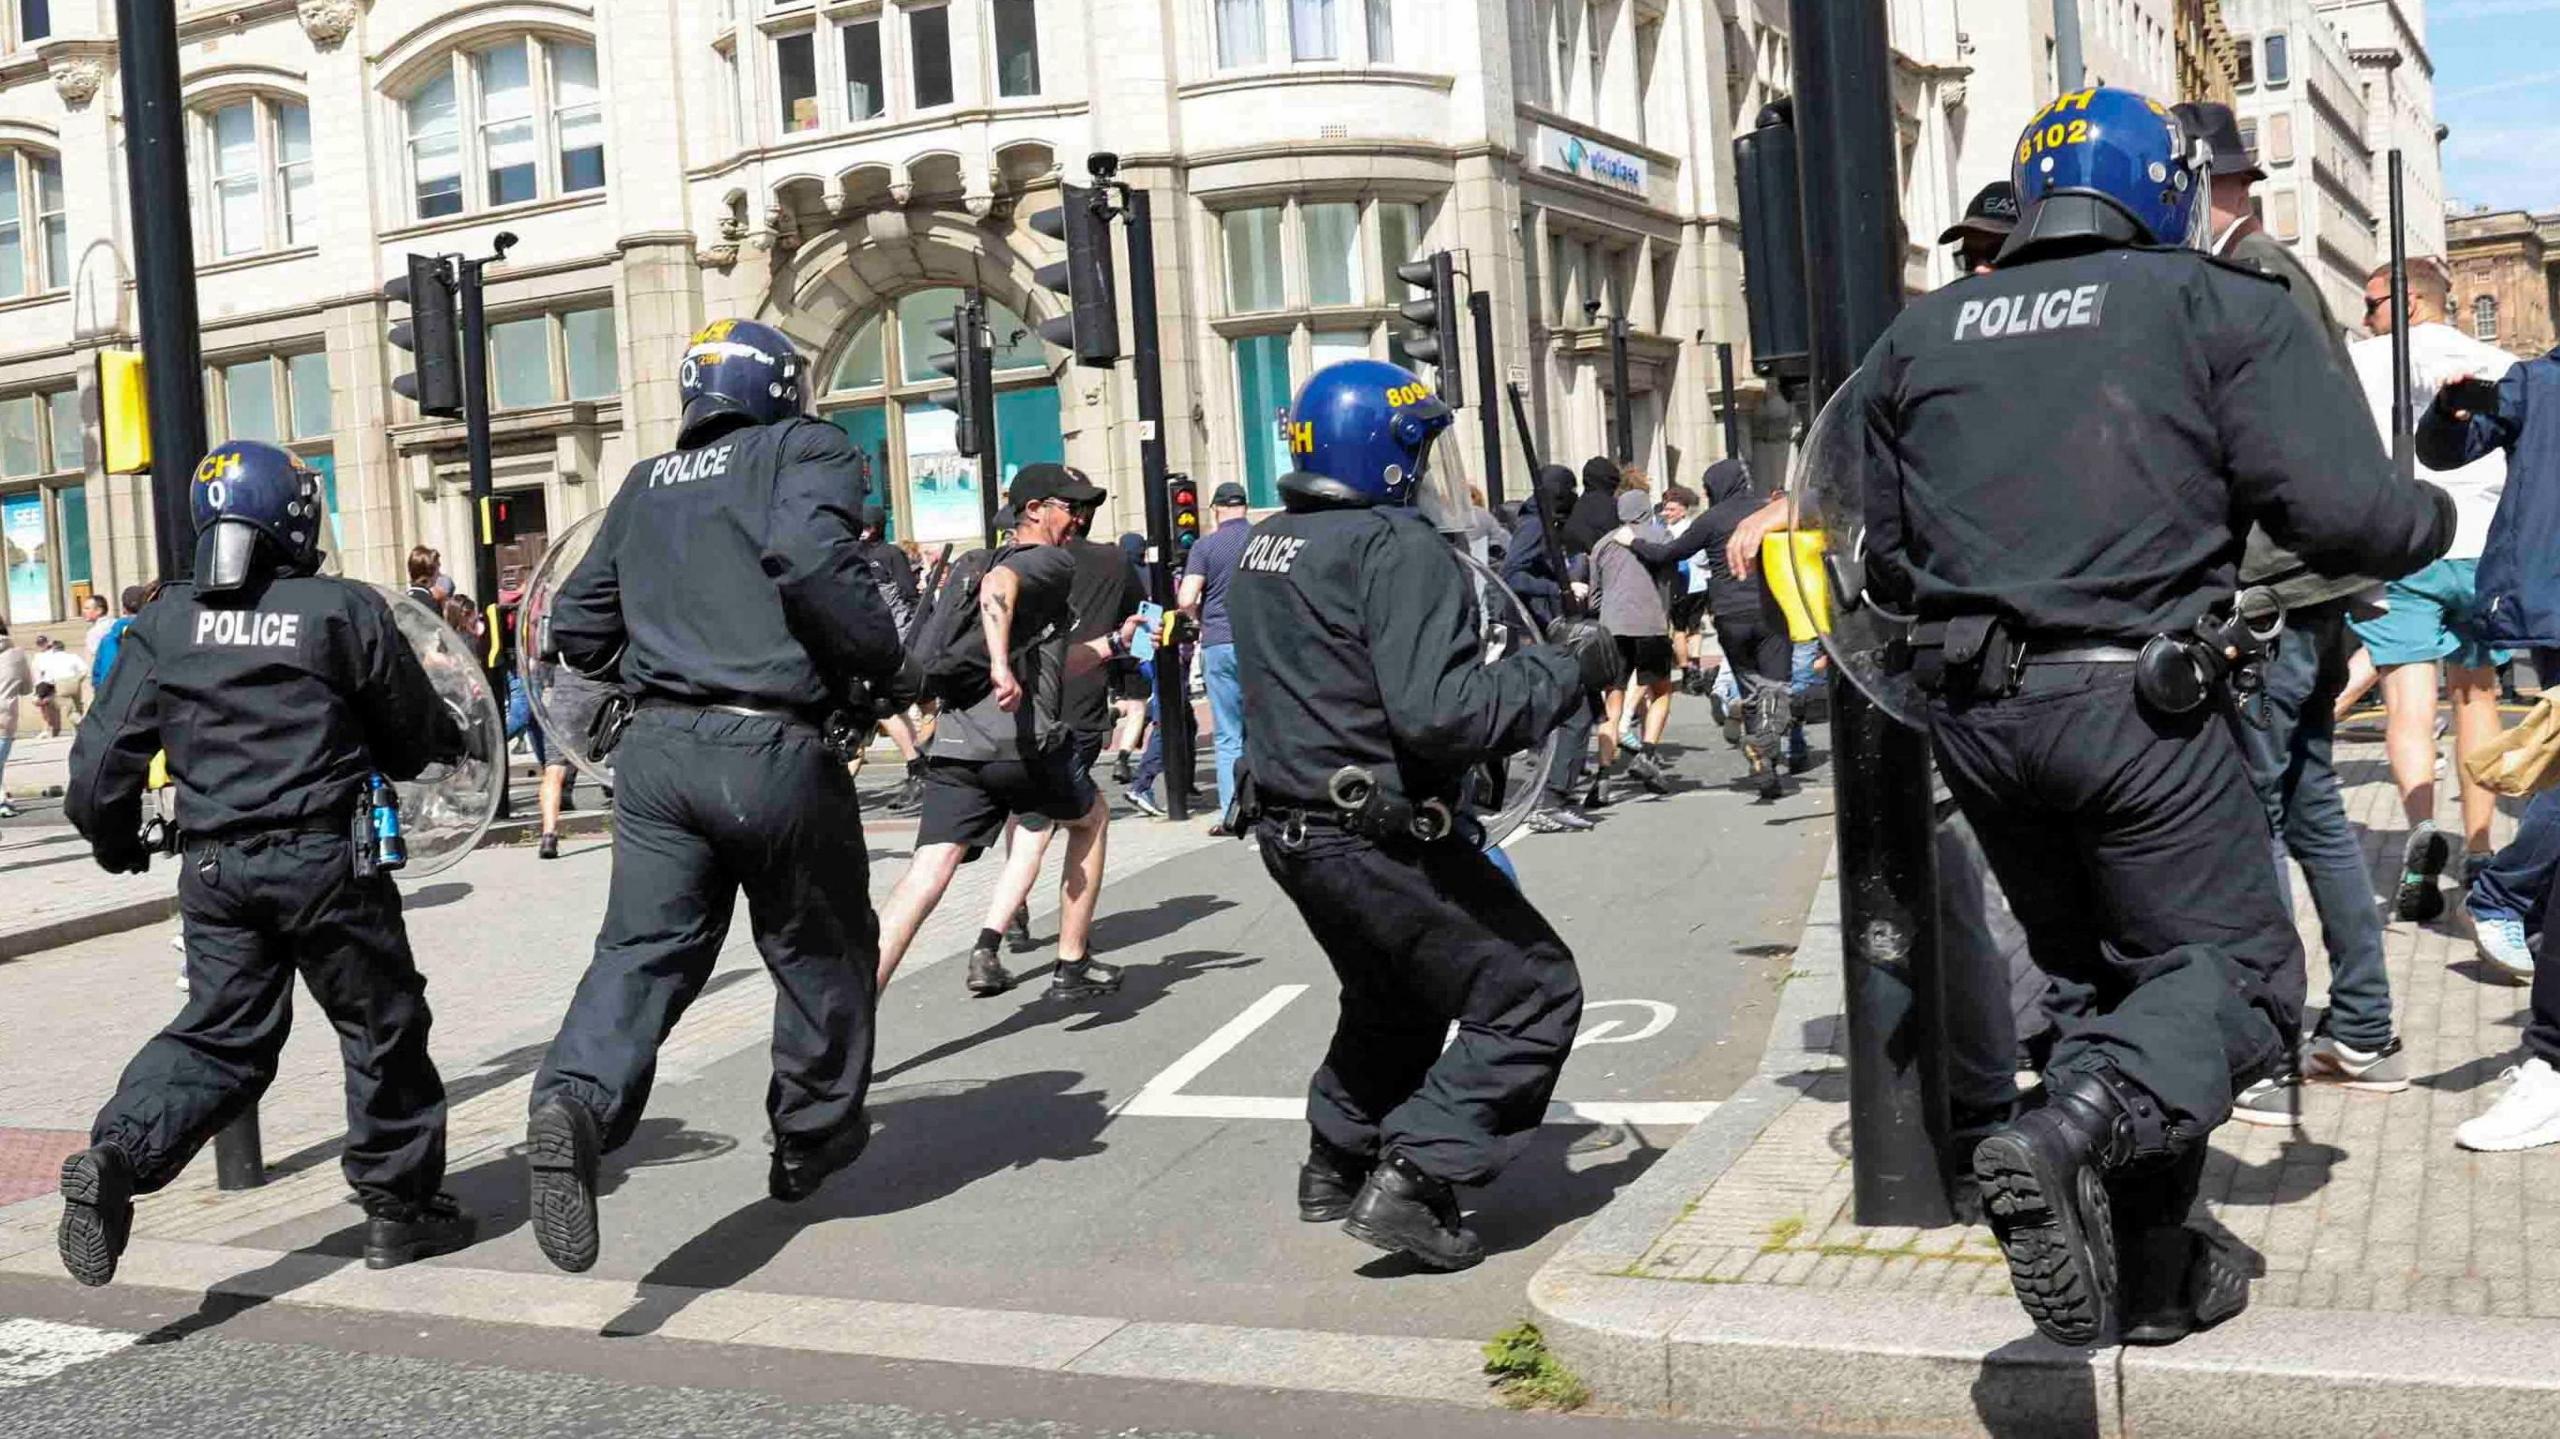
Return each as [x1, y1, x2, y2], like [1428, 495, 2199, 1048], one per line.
[1225, 765, 1477, 848]
[631, 696, 869, 762]
[1897, 593, 2284, 724]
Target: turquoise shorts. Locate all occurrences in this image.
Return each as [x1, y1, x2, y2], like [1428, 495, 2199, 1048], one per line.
[2347, 558, 2511, 671]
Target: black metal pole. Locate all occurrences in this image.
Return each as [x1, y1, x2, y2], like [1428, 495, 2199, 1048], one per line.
[458, 254, 512, 820]
[974, 293, 1002, 551]
[1791, 0, 1951, 1228]
[1608, 318, 1633, 464]
[122, 0, 259, 1191]
[1123, 187, 1195, 821]
[2387, 151, 2413, 484]
[1717, 342, 1743, 460]
[117, 0, 206, 581]
[1470, 291, 1503, 508]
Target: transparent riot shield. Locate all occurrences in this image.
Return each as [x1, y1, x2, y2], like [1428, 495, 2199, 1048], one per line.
[374, 586, 507, 878]
[1454, 546, 1561, 846]
[515, 509, 620, 787]
[1774, 372, 1929, 729]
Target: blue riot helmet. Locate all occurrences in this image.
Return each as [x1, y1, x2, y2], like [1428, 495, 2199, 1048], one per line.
[676, 318, 805, 446]
[1279, 359, 1454, 510]
[2006, 86, 2206, 255]
[189, 440, 326, 595]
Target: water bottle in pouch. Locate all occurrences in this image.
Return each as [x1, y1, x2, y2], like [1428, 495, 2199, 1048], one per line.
[370, 774, 407, 873]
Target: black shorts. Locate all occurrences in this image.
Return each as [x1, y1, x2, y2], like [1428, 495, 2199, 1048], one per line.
[1615, 635, 1676, 684]
[1018, 732, 1107, 834]
[917, 748, 1099, 857]
[1108, 657, 1151, 702]
[1669, 593, 1711, 634]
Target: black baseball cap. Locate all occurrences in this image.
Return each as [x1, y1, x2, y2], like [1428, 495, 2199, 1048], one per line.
[1211, 482, 1250, 507]
[1005, 462, 1105, 510]
[2171, 101, 2265, 183]
[1937, 181, 2021, 245]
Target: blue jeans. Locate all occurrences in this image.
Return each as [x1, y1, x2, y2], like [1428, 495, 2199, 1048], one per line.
[2233, 607, 2392, 1048]
[2469, 648, 2560, 1064]
[1202, 642, 1245, 817]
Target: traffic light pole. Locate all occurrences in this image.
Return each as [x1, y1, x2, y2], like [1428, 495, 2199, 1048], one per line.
[1792, 0, 1950, 1227]
[117, 0, 208, 582]
[1469, 291, 1503, 509]
[1607, 318, 1633, 466]
[458, 246, 513, 819]
[1121, 186, 1197, 822]
[975, 294, 1001, 551]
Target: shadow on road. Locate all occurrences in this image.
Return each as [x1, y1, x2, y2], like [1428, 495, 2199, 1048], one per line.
[877, 946, 1256, 1083]
[596, 1069, 1111, 1337]
[405, 882, 474, 911]
[1347, 1124, 1668, 1279]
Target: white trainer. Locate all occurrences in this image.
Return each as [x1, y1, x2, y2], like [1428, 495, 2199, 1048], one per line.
[2454, 1058, 2560, 1154]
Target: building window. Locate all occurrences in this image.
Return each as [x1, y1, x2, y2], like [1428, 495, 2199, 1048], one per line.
[0, 150, 64, 300]
[1290, 0, 1337, 61]
[0, 388, 83, 625]
[196, 98, 314, 257]
[400, 35, 605, 221]
[2267, 188, 2298, 241]
[2265, 111, 2293, 165]
[911, 6, 954, 109]
[2237, 117, 2255, 155]
[1217, 0, 1265, 66]
[2475, 295, 2500, 343]
[843, 18, 886, 119]
[1224, 207, 1286, 313]
[992, 0, 1040, 96]
[777, 31, 821, 132]
[819, 288, 1058, 544]
[484, 305, 620, 411]
[2234, 36, 2254, 89]
[1554, 0, 1578, 109]
[1231, 334, 1294, 507]
[1366, 0, 1392, 63]
[1304, 202, 1361, 307]
[2263, 31, 2287, 87]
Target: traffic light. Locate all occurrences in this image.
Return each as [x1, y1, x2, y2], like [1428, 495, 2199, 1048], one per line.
[1394, 249, 1464, 405]
[385, 253, 463, 418]
[1168, 473, 1201, 560]
[926, 295, 991, 457]
[1733, 100, 1811, 381]
[1031, 182, 1121, 368]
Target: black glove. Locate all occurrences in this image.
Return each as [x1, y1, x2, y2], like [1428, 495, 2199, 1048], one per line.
[1546, 618, 1626, 693]
[874, 653, 927, 714]
[92, 839, 151, 875]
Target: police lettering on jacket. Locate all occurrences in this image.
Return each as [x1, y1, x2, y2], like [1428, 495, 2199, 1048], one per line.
[1951, 283, 2108, 342]
[645, 443, 734, 489]
[1239, 533, 1306, 575]
[194, 610, 302, 647]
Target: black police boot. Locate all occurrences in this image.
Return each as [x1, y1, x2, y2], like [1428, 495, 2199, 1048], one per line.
[364, 1193, 479, 1270]
[1971, 1068, 2163, 1347]
[1048, 956, 1123, 999]
[56, 1142, 135, 1288]
[1298, 1137, 1374, 1223]
[966, 945, 1015, 997]
[526, 1097, 602, 1274]
[2117, 1226, 2249, 1346]
[1343, 1151, 1484, 1271]
[770, 1122, 870, 1203]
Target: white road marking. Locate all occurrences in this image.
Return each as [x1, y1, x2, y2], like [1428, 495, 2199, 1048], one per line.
[0, 1318, 136, 1390]
[1577, 999, 1677, 1047]
[1114, 984, 1719, 1126]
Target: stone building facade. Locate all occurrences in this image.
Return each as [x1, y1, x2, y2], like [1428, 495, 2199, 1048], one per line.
[2448, 207, 2559, 360]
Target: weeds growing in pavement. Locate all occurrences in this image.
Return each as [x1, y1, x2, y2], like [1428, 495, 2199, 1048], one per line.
[1483, 1322, 1590, 1412]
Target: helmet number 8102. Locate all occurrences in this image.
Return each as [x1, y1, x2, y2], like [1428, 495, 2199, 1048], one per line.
[2018, 118, 2091, 165]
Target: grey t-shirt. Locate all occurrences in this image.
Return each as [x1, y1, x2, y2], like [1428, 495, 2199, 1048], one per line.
[930, 544, 1081, 762]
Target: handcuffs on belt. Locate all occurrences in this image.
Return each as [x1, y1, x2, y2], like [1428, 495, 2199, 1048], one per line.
[1225, 764, 1458, 847]
[2133, 588, 2285, 729]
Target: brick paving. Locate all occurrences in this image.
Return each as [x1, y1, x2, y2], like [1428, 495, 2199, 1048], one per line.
[0, 1128, 85, 1207]
[1623, 733, 2559, 1320]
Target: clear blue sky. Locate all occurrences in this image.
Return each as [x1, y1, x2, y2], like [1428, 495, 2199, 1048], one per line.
[2431, 0, 2560, 213]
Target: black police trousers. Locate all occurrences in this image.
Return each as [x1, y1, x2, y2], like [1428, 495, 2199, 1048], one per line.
[531, 707, 877, 1153]
[1930, 665, 2304, 1143]
[1259, 824, 1582, 1185]
[92, 830, 447, 1208]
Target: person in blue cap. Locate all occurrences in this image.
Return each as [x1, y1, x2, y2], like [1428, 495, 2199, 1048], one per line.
[1224, 357, 1622, 1271]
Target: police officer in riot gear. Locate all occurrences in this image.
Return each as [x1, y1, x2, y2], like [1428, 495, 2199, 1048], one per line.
[1854, 89, 2453, 1346]
[1228, 359, 1624, 1271]
[61, 440, 475, 1285]
[525, 319, 916, 1273]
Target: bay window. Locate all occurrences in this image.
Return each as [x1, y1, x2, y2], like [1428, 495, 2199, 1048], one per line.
[400, 35, 607, 222]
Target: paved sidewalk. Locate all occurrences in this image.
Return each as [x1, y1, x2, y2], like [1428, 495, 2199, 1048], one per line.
[1533, 735, 2560, 1438]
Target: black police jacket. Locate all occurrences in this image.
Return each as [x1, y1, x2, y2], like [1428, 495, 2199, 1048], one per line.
[1228, 502, 1582, 807]
[552, 415, 904, 711]
[1859, 243, 2454, 640]
[67, 575, 461, 852]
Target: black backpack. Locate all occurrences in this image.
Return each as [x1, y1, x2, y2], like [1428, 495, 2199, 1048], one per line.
[908, 546, 1028, 710]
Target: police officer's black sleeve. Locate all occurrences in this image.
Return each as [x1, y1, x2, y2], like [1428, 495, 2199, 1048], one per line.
[2211, 287, 2455, 582]
[761, 419, 905, 684]
[551, 486, 629, 676]
[1363, 526, 1582, 763]
[2416, 365, 2530, 472]
[350, 590, 464, 781]
[65, 609, 162, 865]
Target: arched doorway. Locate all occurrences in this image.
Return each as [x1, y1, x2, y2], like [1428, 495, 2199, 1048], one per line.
[817, 287, 1061, 543]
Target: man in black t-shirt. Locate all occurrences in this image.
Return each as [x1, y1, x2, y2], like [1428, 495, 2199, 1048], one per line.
[873, 465, 1138, 1000]
[962, 493, 1146, 990]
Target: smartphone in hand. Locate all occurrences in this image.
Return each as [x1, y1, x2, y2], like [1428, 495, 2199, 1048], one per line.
[1131, 601, 1165, 664]
[2444, 376, 2502, 417]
